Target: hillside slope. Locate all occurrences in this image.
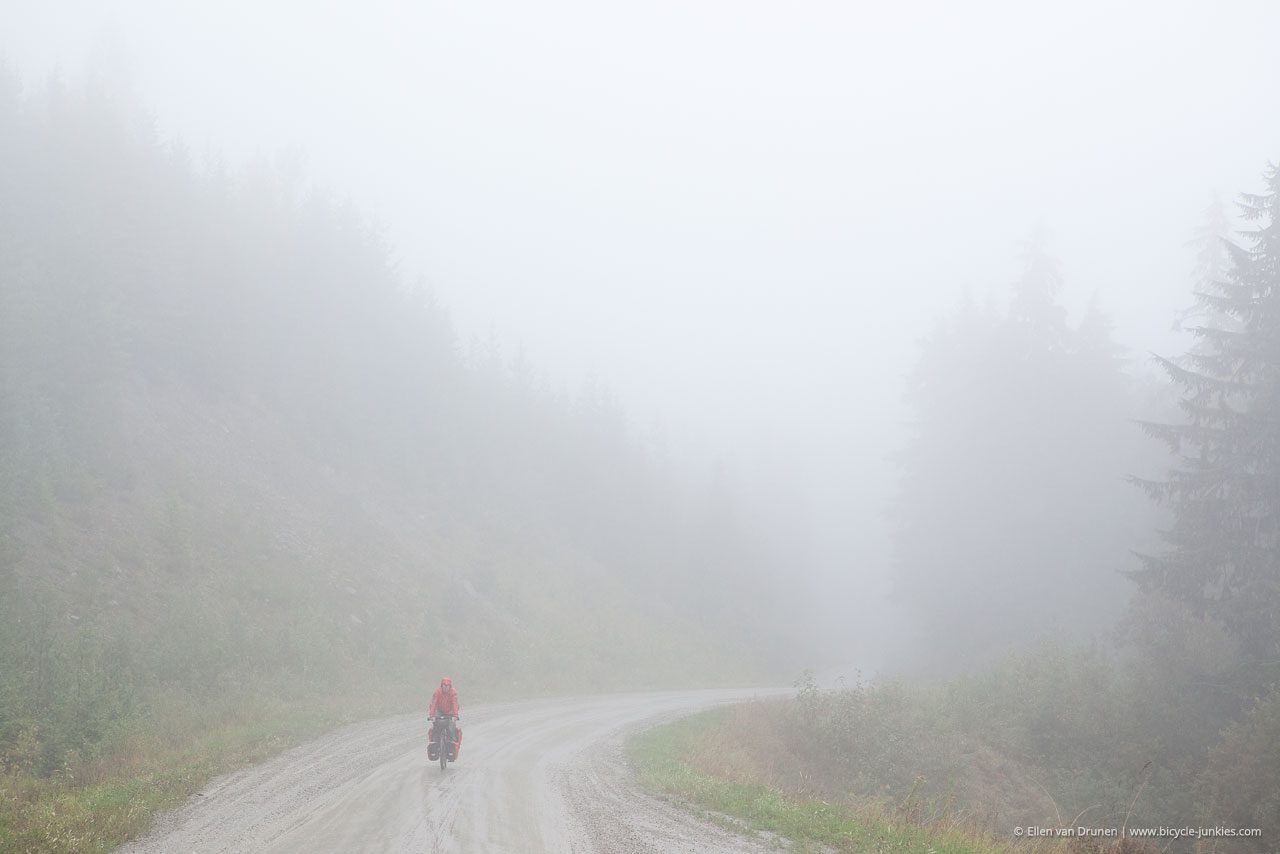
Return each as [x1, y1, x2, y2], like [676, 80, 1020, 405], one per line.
[0, 73, 784, 849]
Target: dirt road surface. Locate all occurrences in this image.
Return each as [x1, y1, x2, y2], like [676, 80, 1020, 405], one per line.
[118, 689, 785, 853]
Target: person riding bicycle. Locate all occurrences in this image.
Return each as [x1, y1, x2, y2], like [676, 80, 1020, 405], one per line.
[428, 676, 462, 759]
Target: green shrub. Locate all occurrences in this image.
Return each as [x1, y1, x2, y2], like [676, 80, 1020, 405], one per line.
[1197, 689, 1280, 849]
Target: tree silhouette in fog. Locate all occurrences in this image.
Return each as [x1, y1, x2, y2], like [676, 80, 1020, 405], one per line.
[892, 235, 1155, 671]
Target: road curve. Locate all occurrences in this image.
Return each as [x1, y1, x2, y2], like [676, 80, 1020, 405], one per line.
[119, 689, 785, 853]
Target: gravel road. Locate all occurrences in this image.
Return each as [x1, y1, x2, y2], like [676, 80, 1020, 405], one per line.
[118, 689, 786, 853]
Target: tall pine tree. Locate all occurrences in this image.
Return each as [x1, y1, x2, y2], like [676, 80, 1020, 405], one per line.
[1134, 167, 1280, 693]
[1175, 193, 1234, 336]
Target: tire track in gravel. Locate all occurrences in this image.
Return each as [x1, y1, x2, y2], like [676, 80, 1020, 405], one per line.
[118, 688, 787, 853]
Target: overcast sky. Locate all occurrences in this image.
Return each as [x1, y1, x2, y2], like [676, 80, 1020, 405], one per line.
[8, 0, 1280, 660]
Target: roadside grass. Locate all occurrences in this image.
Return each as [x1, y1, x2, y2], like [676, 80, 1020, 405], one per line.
[0, 686, 398, 854]
[628, 709, 1059, 854]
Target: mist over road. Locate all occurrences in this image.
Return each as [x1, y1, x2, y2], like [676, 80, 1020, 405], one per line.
[119, 689, 781, 853]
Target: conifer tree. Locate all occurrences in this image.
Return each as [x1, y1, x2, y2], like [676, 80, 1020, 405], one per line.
[893, 236, 1149, 671]
[1133, 168, 1280, 691]
[1175, 193, 1237, 342]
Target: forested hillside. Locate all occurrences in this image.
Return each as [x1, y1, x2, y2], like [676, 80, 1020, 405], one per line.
[659, 172, 1280, 852]
[0, 71, 786, 805]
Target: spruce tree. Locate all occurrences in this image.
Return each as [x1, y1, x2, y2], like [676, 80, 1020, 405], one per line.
[1133, 167, 1280, 691]
[1175, 193, 1237, 343]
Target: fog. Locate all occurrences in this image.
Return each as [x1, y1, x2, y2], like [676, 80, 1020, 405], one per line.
[6, 0, 1280, 848]
[12, 0, 1278, 669]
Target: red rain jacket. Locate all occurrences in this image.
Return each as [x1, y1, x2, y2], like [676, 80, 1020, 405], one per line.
[429, 678, 460, 717]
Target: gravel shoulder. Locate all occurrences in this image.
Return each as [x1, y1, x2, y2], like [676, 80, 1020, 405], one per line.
[117, 689, 787, 853]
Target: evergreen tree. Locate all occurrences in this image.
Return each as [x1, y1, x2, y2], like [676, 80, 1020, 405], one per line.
[1175, 193, 1237, 342]
[1008, 228, 1069, 347]
[893, 237, 1154, 672]
[1133, 168, 1280, 692]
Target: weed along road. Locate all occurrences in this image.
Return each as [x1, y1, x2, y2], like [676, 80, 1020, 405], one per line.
[118, 689, 782, 853]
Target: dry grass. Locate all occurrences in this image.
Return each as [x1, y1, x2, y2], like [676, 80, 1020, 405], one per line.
[631, 706, 1156, 854]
